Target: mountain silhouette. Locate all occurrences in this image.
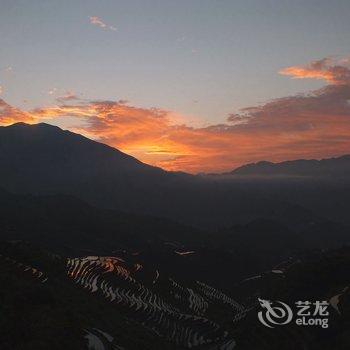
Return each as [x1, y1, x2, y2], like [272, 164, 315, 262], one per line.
[0, 122, 172, 200]
[0, 122, 194, 220]
[0, 122, 319, 229]
[230, 155, 350, 177]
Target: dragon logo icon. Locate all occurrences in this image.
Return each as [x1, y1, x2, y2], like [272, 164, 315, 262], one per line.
[258, 298, 293, 328]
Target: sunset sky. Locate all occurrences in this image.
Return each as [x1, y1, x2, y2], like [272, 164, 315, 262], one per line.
[1, 0, 350, 173]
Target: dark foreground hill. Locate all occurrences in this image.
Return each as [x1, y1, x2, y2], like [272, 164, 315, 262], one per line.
[0, 187, 200, 256]
[1, 188, 349, 290]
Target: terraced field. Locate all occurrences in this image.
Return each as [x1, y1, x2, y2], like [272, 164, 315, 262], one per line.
[1, 242, 350, 350]
[67, 256, 241, 349]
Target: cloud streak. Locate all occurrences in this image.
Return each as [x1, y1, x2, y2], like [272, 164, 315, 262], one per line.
[1, 57, 350, 173]
[89, 16, 117, 31]
[55, 91, 80, 103]
[280, 58, 350, 85]
[0, 99, 34, 125]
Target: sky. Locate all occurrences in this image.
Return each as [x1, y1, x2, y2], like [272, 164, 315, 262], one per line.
[1, 0, 350, 173]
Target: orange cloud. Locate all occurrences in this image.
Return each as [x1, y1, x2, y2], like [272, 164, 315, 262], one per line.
[0, 99, 35, 125]
[280, 57, 350, 85]
[1, 57, 350, 173]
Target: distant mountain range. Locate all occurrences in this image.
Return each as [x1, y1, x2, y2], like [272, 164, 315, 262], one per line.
[230, 155, 350, 177]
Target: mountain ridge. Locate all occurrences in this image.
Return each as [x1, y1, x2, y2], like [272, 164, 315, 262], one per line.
[1, 122, 322, 229]
[229, 154, 350, 177]
[3, 122, 350, 230]
[1, 122, 160, 169]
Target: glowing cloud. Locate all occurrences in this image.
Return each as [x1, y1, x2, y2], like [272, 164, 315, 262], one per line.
[280, 58, 350, 85]
[0, 99, 35, 125]
[1, 57, 350, 173]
